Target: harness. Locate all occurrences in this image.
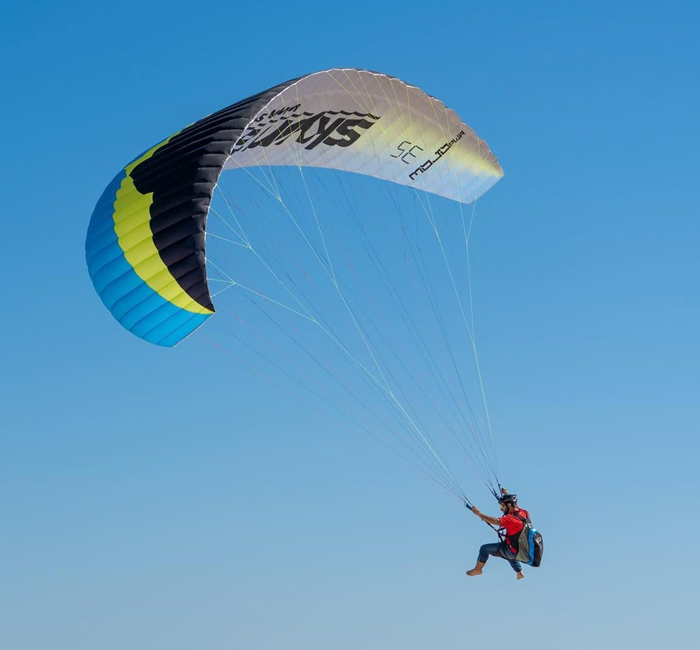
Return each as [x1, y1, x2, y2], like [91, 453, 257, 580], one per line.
[465, 498, 544, 567]
[501, 509, 529, 554]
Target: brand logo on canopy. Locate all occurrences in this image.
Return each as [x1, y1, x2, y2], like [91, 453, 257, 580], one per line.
[409, 130, 466, 180]
[233, 108, 380, 152]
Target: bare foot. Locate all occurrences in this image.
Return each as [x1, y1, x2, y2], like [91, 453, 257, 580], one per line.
[516, 571, 525, 580]
[466, 568, 483, 576]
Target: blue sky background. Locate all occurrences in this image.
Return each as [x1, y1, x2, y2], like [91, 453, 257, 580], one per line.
[2, 1, 699, 648]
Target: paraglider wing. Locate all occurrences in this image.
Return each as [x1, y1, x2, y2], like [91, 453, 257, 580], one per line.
[85, 68, 503, 346]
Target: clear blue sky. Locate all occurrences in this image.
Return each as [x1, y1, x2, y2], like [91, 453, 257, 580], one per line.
[2, 1, 699, 648]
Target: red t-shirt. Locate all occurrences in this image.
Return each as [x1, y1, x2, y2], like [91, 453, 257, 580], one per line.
[499, 508, 529, 536]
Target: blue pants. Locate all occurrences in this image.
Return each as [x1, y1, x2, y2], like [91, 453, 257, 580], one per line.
[478, 542, 522, 573]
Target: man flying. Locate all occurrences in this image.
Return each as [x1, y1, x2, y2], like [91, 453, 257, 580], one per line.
[466, 490, 529, 580]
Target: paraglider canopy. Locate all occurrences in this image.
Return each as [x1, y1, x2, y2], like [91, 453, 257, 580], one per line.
[85, 68, 503, 347]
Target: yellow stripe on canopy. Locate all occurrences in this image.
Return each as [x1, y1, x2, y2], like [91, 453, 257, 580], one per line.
[112, 137, 214, 316]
